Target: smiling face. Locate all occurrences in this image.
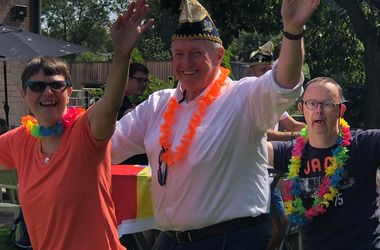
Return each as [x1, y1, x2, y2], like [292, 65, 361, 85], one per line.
[21, 70, 72, 127]
[171, 40, 224, 100]
[299, 79, 346, 142]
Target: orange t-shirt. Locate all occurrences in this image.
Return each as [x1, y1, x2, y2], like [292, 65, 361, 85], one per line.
[0, 112, 125, 250]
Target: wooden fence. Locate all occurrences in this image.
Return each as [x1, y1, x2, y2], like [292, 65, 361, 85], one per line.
[68, 60, 248, 89]
[69, 61, 173, 89]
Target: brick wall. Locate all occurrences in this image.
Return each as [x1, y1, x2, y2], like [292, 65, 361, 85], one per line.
[0, 0, 31, 127]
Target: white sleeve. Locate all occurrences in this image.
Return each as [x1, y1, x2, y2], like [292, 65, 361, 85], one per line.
[243, 60, 303, 131]
[111, 100, 149, 164]
[280, 111, 290, 120]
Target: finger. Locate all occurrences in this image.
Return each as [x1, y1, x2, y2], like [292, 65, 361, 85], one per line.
[134, 4, 149, 24]
[313, 0, 320, 9]
[140, 18, 154, 34]
[124, 1, 136, 21]
[131, 0, 147, 22]
[112, 15, 123, 31]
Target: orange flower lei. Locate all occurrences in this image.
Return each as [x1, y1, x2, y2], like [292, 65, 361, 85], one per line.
[159, 67, 230, 166]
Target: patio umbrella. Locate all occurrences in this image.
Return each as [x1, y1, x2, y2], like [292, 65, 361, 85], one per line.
[0, 24, 90, 126]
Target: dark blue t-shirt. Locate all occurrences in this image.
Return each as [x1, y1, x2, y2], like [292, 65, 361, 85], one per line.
[273, 129, 380, 250]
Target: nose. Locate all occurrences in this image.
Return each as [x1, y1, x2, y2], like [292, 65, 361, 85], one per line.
[182, 54, 193, 66]
[43, 85, 53, 95]
[314, 103, 324, 113]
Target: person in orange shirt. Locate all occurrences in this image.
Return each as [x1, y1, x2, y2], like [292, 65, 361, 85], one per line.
[0, 1, 153, 249]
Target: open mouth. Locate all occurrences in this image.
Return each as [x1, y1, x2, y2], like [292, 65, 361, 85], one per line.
[40, 100, 57, 107]
[314, 119, 325, 125]
[183, 70, 197, 75]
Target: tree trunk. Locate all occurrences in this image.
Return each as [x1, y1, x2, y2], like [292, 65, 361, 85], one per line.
[334, 0, 380, 128]
[364, 37, 380, 128]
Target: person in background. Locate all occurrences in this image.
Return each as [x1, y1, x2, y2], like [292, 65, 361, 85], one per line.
[117, 62, 150, 120]
[0, 118, 7, 135]
[0, 118, 32, 250]
[249, 41, 306, 250]
[0, 1, 153, 249]
[112, 0, 319, 249]
[117, 62, 150, 166]
[248, 40, 305, 141]
[268, 77, 380, 249]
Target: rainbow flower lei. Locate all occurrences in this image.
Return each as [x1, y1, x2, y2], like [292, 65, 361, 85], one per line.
[283, 118, 351, 226]
[21, 107, 85, 138]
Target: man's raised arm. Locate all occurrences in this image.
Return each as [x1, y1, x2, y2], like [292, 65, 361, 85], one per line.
[276, 0, 320, 88]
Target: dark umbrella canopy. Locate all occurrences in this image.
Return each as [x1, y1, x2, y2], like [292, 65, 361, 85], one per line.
[0, 24, 90, 126]
[0, 24, 89, 61]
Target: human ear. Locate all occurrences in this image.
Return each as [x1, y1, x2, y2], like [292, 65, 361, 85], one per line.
[339, 103, 346, 117]
[217, 47, 225, 64]
[298, 102, 303, 113]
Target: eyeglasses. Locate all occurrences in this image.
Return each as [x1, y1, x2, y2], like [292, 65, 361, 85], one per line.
[130, 75, 150, 84]
[157, 147, 168, 186]
[25, 80, 71, 93]
[303, 100, 341, 111]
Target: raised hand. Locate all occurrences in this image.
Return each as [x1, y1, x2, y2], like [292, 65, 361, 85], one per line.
[111, 0, 154, 57]
[281, 0, 320, 33]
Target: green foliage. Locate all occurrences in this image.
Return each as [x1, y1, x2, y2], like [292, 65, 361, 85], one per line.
[41, 0, 379, 127]
[306, 1, 365, 84]
[221, 47, 231, 69]
[88, 88, 104, 97]
[0, 226, 17, 250]
[132, 49, 144, 63]
[142, 75, 174, 100]
[138, 36, 172, 61]
[41, 0, 114, 57]
[228, 30, 282, 62]
[207, 0, 282, 46]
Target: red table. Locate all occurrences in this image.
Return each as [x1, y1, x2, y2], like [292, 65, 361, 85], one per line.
[111, 165, 157, 235]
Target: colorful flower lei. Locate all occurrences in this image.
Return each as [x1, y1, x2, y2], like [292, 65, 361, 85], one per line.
[283, 118, 351, 226]
[21, 107, 85, 138]
[159, 67, 230, 166]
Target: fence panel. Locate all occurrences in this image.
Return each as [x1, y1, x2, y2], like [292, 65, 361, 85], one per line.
[68, 61, 250, 88]
[69, 61, 172, 89]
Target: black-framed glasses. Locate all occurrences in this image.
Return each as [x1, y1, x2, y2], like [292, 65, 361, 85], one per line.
[157, 147, 168, 186]
[303, 100, 341, 111]
[130, 75, 150, 84]
[25, 80, 71, 93]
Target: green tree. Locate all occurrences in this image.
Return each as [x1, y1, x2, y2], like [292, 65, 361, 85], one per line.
[113, 0, 174, 59]
[41, 0, 115, 61]
[228, 30, 282, 62]
[331, 0, 380, 128]
[138, 36, 171, 61]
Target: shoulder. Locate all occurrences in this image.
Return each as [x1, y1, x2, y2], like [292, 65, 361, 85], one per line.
[272, 140, 293, 153]
[2, 126, 29, 140]
[350, 128, 380, 144]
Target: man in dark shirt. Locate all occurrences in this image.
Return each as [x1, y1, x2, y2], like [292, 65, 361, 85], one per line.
[117, 62, 149, 120]
[268, 77, 380, 249]
[117, 62, 150, 165]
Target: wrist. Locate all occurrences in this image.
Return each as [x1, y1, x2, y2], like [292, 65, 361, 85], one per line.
[282, 29, 304, 40]
[290, 131, 299, 140]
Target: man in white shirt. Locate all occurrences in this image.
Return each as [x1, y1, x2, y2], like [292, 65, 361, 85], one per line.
[111, 0, 319, 249]
[249, 40, 306, 249]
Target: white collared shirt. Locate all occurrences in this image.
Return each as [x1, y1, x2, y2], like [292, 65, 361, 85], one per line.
[111, 66, 303, 231]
